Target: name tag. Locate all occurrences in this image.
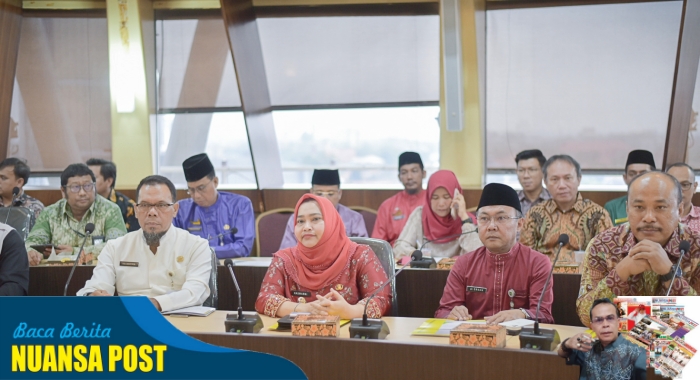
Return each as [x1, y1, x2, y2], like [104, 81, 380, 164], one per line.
[187, 227, 202, 232]
[466, 286, 487, 293]
[291, 291, 311, 297]
[120, 261, 139, 267]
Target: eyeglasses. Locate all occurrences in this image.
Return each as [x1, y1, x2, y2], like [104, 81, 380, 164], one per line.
[517, 168, 541, 175]
[187, 179, 213, 195]
[65, 183, 95, 193]
[680, 182, 694, 191]
[591, 315, 618, 324]
[477, 216, 519, 226]
[136, 203, 174, 212]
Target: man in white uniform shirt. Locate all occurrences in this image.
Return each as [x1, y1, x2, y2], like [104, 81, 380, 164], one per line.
[78, 175, 211, 312]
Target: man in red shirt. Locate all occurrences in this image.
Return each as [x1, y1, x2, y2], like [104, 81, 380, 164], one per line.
[372, 152, 426, 245]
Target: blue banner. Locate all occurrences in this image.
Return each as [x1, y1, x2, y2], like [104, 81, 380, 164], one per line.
[0, 297, 306, 379]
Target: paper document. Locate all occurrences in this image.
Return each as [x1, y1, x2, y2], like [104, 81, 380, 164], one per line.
[46, 247, 79, 262]
[162, 306, 215, 317]
[498, 319, 535, 328]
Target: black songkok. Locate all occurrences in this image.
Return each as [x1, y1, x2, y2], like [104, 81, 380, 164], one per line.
[625, 150, 656, 169]
[477, 183, 522, 214]
[182, 153, 215, 182]
[398, 152, 424, 170]
[311, 169, 340, 186]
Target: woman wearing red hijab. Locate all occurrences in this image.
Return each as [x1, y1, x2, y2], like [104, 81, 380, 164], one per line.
[255, 194, 391, 319]
[393, 170, 482, 261]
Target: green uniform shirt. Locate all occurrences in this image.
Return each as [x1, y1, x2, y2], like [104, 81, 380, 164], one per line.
[25, 196, 127, 257]
[604, 195, 628, 226]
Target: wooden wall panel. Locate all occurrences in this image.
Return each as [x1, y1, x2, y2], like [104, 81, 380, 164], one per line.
[0, 0, 22, 160]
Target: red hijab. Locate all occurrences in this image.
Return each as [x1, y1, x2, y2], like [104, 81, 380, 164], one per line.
[421, 170, 463, 242]
[279, 194, 357, 290]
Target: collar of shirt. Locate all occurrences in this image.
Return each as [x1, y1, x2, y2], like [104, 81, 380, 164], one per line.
[484, 243, 518, 261]
[544, 192, 584, 214]
[622, 222, 690, 258]
[61, 197, 97, 221]
[109, 188, 118, 203]
[683, 205, 700, 221]
[518, 188, 551, 202]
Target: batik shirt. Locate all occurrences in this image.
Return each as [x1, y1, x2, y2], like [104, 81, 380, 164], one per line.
[0, 191, 44, 230]
[680, 205, 700, 236]
[565, 334, 647, 380]
[108, 189, 140, 232]
[520, 194, 613, 264]
[255, 244, 391, 318]
[576, 223, 700, 326]
[25, 196, 127, 261]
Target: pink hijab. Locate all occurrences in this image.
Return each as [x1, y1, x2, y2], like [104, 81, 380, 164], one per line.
[278, 194, 358, 290]
[421, 170, 463, 242]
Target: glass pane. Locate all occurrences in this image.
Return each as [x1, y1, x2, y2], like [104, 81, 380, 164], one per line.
[688, 63, 700, 169]
[156, 18, 241, 109]
[9, 17, 111, 171]
[258, 15, 439, 106]
[274, 106, 440, 188]
[157, 112, 255, 188]
[486, 2, 682, 170]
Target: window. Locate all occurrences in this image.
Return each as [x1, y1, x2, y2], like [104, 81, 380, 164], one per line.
[274, 106, 440, 188]
[155, 17, 254, 188]
[688, 64, 700, 169]
[486, 1, 682, 176]
[9, 16, 111, 172]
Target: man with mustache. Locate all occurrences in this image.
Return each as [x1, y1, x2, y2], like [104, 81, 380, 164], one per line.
[577, 171, 700, 326]
[559, 298, 646, 380]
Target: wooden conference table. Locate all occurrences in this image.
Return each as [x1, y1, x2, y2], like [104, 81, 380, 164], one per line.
[29, 259, 584, 326]
[167, 311, 664, 380]
[167, 311, 584, 379]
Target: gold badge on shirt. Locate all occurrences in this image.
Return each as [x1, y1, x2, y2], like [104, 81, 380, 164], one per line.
[191, 219, 201, 225]
[224, 224, 230, 230]
[298, 297, 306, 304]
[392, 207, 404, 221]
[177, 256, 184, 263]
[334, 284, 344, 291]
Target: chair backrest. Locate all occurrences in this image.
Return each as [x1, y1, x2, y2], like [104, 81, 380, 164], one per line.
[349, 206, 377, 235]
[0, 207, 33, 240]
[349, 237, 398, 316]
[255, 208, 295, 257]
[203, 248, 218, 308]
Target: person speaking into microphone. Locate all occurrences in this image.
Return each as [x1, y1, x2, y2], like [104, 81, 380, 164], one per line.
[255, 194, 391, 319]
[393, 170, 482, 261]
[77, 175, 211, 312]
[435, 183, 554, 324]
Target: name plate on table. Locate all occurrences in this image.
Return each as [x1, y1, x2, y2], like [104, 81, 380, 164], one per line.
[292, 315, 340, 337]
[553, 263, 580, 274]
[449, 323, 506, 348]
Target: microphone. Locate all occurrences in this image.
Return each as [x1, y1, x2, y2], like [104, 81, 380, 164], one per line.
[666, 240, 690, 296]
[520, 233, 568, 351]
[223, 258, 263, 333]
[2, 187, 20, 226]
[63, 223, 95, 296]
[349, 251, 423, 339]
[410, 229, 478, 268]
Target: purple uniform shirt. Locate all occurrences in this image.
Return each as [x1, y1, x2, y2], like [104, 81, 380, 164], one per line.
[279, 203, 368, 250]
[173, 192, 255, 259]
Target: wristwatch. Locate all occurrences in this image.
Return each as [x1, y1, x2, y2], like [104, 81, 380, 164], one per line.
[659, 264, 682, 282]
[519, 308, 530, 319]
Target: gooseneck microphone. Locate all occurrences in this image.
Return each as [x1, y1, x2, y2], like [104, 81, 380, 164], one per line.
[2, 187, 20, 226]
[63, 223, 95, 296]
[666, 240, 691, 296]
[410, 229, 478, 268]
[223, 259, 263, 333]
[349, 251, 423, 339]
[520, 233, 568, 351]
